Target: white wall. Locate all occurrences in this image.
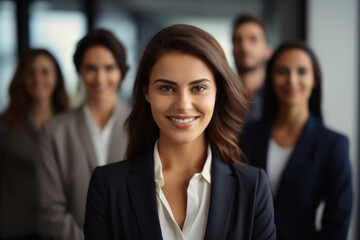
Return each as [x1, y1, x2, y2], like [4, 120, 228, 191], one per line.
[308, 0, 358, 239]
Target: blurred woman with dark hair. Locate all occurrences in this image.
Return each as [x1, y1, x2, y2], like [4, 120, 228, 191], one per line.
[0, 49, 69, 239]
[242, 41, 352, 240]
[84, 24, 276, 240]
[36, 29, 130, 240]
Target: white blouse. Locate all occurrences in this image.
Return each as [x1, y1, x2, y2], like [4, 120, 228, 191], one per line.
[83, 103, 117, 166]
[153, 141, 212, 240]
[267, 138, 294, 197]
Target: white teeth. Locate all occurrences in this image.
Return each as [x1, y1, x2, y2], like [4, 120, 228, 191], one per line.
[170, 117, 196, 123]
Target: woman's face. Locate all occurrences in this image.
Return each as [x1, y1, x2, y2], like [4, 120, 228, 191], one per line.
[146, 52, 217, 145]
[272, 49, 315, 108]
[80, 45, 122, 102]
[25, 54, 57, 102]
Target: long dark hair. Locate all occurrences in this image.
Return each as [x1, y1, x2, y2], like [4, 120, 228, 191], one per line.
[263, 41, 323, 121]
[125, 24, 249, 163]
[2, 49, 69, 134]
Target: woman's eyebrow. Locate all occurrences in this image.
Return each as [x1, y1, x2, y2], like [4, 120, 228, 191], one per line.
[189, 79, 211, 85]
[154, 79, 177, 85]
[154, 78, 211, 85]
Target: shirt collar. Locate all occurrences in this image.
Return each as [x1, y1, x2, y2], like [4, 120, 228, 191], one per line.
[83, 101, 119, 133]
[153, 140, 212, 187]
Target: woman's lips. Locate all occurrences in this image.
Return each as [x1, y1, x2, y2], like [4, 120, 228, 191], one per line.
[91, 84, 109, 94]
[284, 88, 297, 96]
[167, 116, 199, 129]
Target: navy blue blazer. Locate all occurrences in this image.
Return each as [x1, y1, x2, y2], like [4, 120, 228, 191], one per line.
[84, 146, 276, 240]
[242, 114, 352, 240]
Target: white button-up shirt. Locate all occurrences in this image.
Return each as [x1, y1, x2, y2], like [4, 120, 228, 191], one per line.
[83, 103, 117, 166]
[153, 141, 212, 240]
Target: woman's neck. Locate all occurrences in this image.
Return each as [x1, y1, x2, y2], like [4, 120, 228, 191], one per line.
[29, 99, 54, 128]
[86, 94, 117, 130]
[158, 134, 207, 172]
[272, 104, 309, 147]
[275, 103, 309, 129]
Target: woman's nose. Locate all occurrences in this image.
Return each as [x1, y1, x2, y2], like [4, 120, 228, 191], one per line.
[174, 91, 192, 111]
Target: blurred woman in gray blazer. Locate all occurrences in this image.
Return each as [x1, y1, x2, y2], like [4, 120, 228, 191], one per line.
[36, 29, 130, 240]
[0, 49, 69, 239]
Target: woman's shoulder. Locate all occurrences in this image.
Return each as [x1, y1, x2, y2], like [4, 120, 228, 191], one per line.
[114, 98, 131, 124]
[117, 98, 131, 114]
[96, 159, 132, 177]
[92, 157, 143, 185]
[310, 116, 348, 144]
[230, 162, 268, 186]
[42, 107, 82, 132]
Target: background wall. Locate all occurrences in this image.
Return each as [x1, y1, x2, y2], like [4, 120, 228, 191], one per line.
[308, 0, 359, 239]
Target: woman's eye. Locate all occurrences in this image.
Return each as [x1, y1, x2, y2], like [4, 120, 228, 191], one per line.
[159, 86, 174, 92]
[275, 68, 288, 76]
[192, 86, 206, 93]
[298, 68, 307, 75]
[106, 65, 115, 72]
[84, 66, 96, 72]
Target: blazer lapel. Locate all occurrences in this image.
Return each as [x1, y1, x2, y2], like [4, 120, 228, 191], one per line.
[127, 148, 163, 239]
[275, 114, 319, 201]
[204, 148, 236, 240]
[75, 107, 98, 170]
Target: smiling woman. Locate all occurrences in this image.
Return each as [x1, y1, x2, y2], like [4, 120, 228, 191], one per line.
[0, 49, 69, 239]
[242, 41, 353, 240]
[84, 24, 277, 240]
[36, 29, 130, 240]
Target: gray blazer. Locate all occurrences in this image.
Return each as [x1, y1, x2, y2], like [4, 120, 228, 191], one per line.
[0, 117, 40, 238]
[37, 101, 129, 240]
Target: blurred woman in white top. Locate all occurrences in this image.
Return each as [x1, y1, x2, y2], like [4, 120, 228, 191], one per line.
[36, 29, 130, 240]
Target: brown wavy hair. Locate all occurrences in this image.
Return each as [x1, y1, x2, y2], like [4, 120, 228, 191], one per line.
[2, 49, 69, 134]
[125, 24, 249, 163]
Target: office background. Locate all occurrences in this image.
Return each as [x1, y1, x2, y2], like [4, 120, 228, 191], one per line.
[0, 0, 358, 239]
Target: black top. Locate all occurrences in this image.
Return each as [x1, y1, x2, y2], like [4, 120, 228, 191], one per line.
[84, 146, 276, 240]
[242, 114, 353, 240]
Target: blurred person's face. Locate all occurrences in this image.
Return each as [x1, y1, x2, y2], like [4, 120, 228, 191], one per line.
[80, 45, 121, 102]
[145, 52, 217, 145]
[25, 54, 57, 102]
[272, 49, 315, 108]
[233, 22, 270, 73]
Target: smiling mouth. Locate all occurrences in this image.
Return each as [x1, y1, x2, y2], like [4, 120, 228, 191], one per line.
[169, 117, 197, 123]
[284, 89, 297, 95]
[92, 85, 108, 92]
[32, 84, 46, 90]
[166, 116, 199, 128]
